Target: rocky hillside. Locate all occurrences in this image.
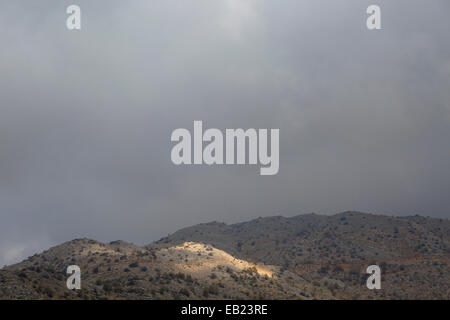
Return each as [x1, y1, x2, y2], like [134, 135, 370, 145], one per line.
[1, 212, 449, 299]
[0, 239, 332, 300]
[154, 211, 450, 299]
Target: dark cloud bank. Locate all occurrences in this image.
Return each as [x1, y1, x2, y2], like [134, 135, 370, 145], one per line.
[0, 0, 449, 265]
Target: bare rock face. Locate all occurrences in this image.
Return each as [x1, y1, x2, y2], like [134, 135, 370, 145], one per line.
[1, 212, 449, 299]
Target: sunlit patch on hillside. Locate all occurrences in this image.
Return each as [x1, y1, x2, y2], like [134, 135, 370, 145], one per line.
[159, 242, 274, 278]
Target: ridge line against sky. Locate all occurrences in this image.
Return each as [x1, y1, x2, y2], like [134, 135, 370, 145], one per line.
[0, 0, 449, 266]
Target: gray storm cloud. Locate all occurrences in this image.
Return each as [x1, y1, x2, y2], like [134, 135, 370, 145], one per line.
[0, 0, 449, 266]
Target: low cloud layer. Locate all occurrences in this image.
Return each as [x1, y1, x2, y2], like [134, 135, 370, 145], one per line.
[0, 0, 449, 265]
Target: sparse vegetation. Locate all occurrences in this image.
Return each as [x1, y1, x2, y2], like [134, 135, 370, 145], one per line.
[1, 213, 449, 300]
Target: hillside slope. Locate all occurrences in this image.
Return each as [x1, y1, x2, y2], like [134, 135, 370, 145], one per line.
[1, 212, 449, 299]
[153, 211, 450, 299]
[1, 239, 332, 299]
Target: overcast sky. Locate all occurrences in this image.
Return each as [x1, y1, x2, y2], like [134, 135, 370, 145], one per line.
[0, 0, 449, 266]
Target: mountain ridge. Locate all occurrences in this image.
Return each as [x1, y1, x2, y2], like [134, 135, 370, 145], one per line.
[1, 211, 449, 299]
